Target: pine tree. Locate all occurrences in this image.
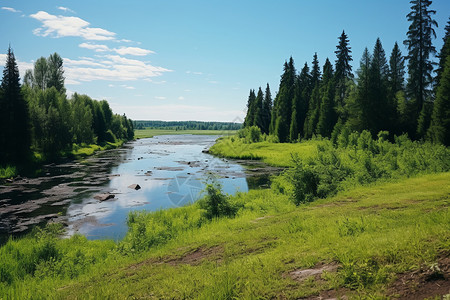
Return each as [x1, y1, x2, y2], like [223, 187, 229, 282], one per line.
[261, 83, 272, 134]
[317, 58, 336, 137]
[389, 42, 406, 94]
[0, 46, 31, 164]
[436, 17, 450, 89]
[273, 57, 296, 142]
[243, 89, 256, 127]
[311, 53, 321, 88]
[253, 87, 264, 129]
[428, 37, 450, 145]
[295, 63, 311, 137]
[403, 0, 438, 138]
[335, 30, 354, 110]
[368, 38, 390, 135]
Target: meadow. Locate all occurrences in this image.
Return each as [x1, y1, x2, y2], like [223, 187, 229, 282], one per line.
[0, 131, 449, 299]
[134, 128, 238, 139]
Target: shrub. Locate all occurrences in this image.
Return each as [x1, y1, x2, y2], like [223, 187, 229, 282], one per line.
[198, 178, 238, 219]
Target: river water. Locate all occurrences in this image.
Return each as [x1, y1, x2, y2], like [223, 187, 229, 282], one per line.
[0, 135, 277, 243]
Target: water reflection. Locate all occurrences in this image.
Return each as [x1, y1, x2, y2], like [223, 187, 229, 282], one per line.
[66, 135, 249, 240]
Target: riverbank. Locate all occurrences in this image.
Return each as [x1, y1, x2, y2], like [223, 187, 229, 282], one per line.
[1, 135, 449, 299]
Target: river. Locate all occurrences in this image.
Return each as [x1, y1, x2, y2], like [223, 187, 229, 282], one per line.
[0, 135, 280, 243]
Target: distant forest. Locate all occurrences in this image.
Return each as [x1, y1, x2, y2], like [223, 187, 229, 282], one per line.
[0, 50, 134, 167]
[243, 0, 450, 146]
[134, 120, 242, 131]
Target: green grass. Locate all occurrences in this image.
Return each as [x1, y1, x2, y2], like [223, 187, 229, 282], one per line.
[1, 172, 449, 299]
[0, 166, 17, 179]
[134, 128, 238, 139]
[68, 140, 124, 159]
[210, 137, 324, 167]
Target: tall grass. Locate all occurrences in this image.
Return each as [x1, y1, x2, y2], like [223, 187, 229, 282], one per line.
[0, 166, 16, 179]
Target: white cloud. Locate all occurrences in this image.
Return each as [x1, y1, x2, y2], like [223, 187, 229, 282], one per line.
[178, 96, 185, 100]
[57, 6, 75, 14]
[79, 42, 110, 52]
[155, 96, 166, 100]
[186, 71, 202, 75]
[30, 11, 116, 41]
[114, 46, 154, 56]
[120, 84, 135, 90]
[2, 7, 21, 13]
[63, 54, 171, 83]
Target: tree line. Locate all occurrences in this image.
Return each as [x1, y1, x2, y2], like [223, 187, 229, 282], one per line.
[0, 49, 134, 166]
[243, 0, 450, 146]
[134, 120, 242, 131]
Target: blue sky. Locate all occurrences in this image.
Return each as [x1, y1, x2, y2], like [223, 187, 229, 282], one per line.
[1, 0, 449, 122]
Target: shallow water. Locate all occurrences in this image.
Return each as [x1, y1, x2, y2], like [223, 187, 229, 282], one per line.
[0, 135, 275, 242]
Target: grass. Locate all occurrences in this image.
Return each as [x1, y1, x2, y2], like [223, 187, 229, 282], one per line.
[0, 166, 17, 179]
[1, 172, 448, 299]
[209, 136, 325, 167]
[68, 140, 124, 159]
[134, 128, 238, 139]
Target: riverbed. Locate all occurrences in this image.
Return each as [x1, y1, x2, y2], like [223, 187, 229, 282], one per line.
[0, 135, 281, 243]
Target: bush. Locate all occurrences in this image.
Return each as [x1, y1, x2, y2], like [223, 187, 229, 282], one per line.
[236, 126, 262, 143]
[198, 178, 238, 219]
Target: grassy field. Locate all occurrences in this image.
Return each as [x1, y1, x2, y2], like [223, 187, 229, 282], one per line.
[209, 137, 325, 167]
[1, 172, 448, 299]
[1, 135, 449, 299]
[134, 128, 238, 139]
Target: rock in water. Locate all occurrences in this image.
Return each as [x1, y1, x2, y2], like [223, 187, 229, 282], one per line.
[94, 193, 115, 201]
[128, 184, 141, 190]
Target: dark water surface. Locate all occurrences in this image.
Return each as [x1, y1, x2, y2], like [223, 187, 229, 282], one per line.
[0, 135, 278, 243]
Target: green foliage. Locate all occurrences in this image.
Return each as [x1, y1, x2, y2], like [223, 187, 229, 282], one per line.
[236, 126, 262, 143]
[0, 165, 17, 178]
[198, 178, 239, 220]
[284, 130, 450, 205]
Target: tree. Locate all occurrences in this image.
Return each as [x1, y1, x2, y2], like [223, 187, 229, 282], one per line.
[46, 53, 65, 94]
[368, 38, 390, 135]
[403, 0, 438, 138]
[253, 87, 264, 130]
[33, 57, 48, 91]
[311, 53, 321, 88]
[243, 89, 256, 127]
[428, 39, 450, 145]
[317, 59, 336, 137]
[435, 17, 450, 89]
[273, 57, 296, 142]
[335, 30, 354, 110]
[261, 83, 272, 134]
[389, 42, 406, 94]
[0, 46, 30, 164]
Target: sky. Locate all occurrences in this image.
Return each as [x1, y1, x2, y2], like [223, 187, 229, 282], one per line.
[0, 0, 449, 122]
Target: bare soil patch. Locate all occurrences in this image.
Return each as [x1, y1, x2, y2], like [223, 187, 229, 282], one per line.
[289, 262, 339, 283]
[388, 254, 450, 299]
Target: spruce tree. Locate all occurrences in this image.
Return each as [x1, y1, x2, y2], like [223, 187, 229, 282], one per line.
[0, 46, 30, 164]
[389, 42, 406, 94]
[273, 58, 296, 142]
[254, 87, 264, 129]
[243, 89, 256, 127]
[403, 0, 438, 138]
[335, 30, 354, 110]
[428, 38, 450, 145]
[436, 17, 450, 89]
[311, 53, 321, 88]
[261, 83, 272, 134]
[317, 58, 336, 137]
[368, 38, 390, 135]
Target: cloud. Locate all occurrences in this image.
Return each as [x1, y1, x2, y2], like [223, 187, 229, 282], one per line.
[79, 43, 154, 56]
[79, 42, 110, 52]
[178, 96, 185, 100]
[57, 6, 75, 14]
[155, 96, 166, 100]
[186, 71, 203, 75]
[30, 11, 116, 41]
[120, 84, 135, 90]
[1, 7, 21, 13]
[114, 46, 154, 56]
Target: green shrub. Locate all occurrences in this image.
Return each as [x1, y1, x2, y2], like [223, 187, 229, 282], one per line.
[198, 178, 238, 219]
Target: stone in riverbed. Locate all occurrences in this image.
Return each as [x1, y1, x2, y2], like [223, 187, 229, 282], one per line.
[128, 184, 141, 190]
[94, 193, 115, 201]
